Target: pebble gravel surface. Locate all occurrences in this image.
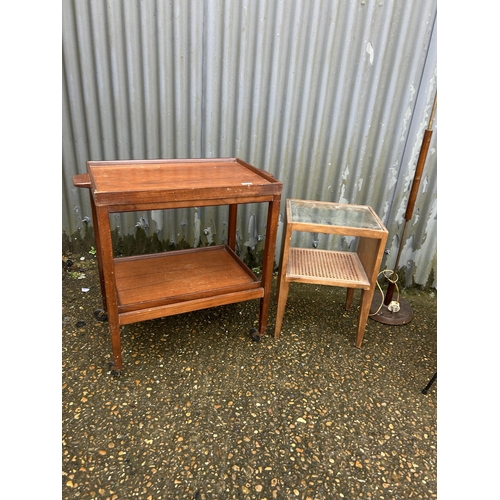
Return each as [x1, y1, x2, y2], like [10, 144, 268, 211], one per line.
[62, 252, 437, 499]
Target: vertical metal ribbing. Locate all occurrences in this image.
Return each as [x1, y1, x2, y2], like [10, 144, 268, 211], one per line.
[63, 0, 436, 286]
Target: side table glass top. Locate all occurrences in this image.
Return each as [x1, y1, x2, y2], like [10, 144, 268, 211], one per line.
[288, 199, 384, 231]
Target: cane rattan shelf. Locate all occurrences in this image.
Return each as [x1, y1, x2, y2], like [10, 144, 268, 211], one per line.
[286, 248, 370, 286]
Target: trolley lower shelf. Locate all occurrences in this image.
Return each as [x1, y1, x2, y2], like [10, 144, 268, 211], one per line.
[114, 245, 264, 325]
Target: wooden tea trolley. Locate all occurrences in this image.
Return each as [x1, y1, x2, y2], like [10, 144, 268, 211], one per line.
[73, 158, 282, 374]
[274, 199, 388, 348]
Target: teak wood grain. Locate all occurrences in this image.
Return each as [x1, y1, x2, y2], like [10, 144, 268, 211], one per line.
[86, 158, 279, 208]
[73, 158, 282, 374]
[114, 246, 261, 312]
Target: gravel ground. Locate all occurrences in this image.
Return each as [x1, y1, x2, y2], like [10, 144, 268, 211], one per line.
[62, 252, 437, 499]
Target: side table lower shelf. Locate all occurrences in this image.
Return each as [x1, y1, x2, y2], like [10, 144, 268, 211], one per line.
[286, 248, 371, 288]
[275, 247, 375, 344]
[114, 245, 264, 325]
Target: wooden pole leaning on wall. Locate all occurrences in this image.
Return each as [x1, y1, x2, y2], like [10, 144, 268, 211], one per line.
[370, 92, 437, 326]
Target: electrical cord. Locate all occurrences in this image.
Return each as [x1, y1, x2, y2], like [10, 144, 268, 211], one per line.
[369, 269, 400, 316]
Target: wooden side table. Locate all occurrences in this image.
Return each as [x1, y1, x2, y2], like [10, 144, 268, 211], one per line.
[274, 199, 388, 348]
[73, 158, 282, 374]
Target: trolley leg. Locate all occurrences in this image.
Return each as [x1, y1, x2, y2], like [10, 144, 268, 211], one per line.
[109, 322, 123, 376]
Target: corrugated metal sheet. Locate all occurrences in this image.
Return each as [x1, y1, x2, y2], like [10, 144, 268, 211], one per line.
[62, 0, 437, 287]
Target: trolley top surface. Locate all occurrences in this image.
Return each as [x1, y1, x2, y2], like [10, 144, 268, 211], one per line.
[82, 158, 282, 207]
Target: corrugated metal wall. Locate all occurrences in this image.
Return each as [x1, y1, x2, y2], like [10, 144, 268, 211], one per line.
[62, 0, 437, 287]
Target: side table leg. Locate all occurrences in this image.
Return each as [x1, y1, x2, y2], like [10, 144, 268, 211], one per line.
[274, 280, 290, 338]
[345, 288, 355, 310]
[355, 288, 375, 348]
[274, 201, 291, 338]
[257, 197, 281, 337]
